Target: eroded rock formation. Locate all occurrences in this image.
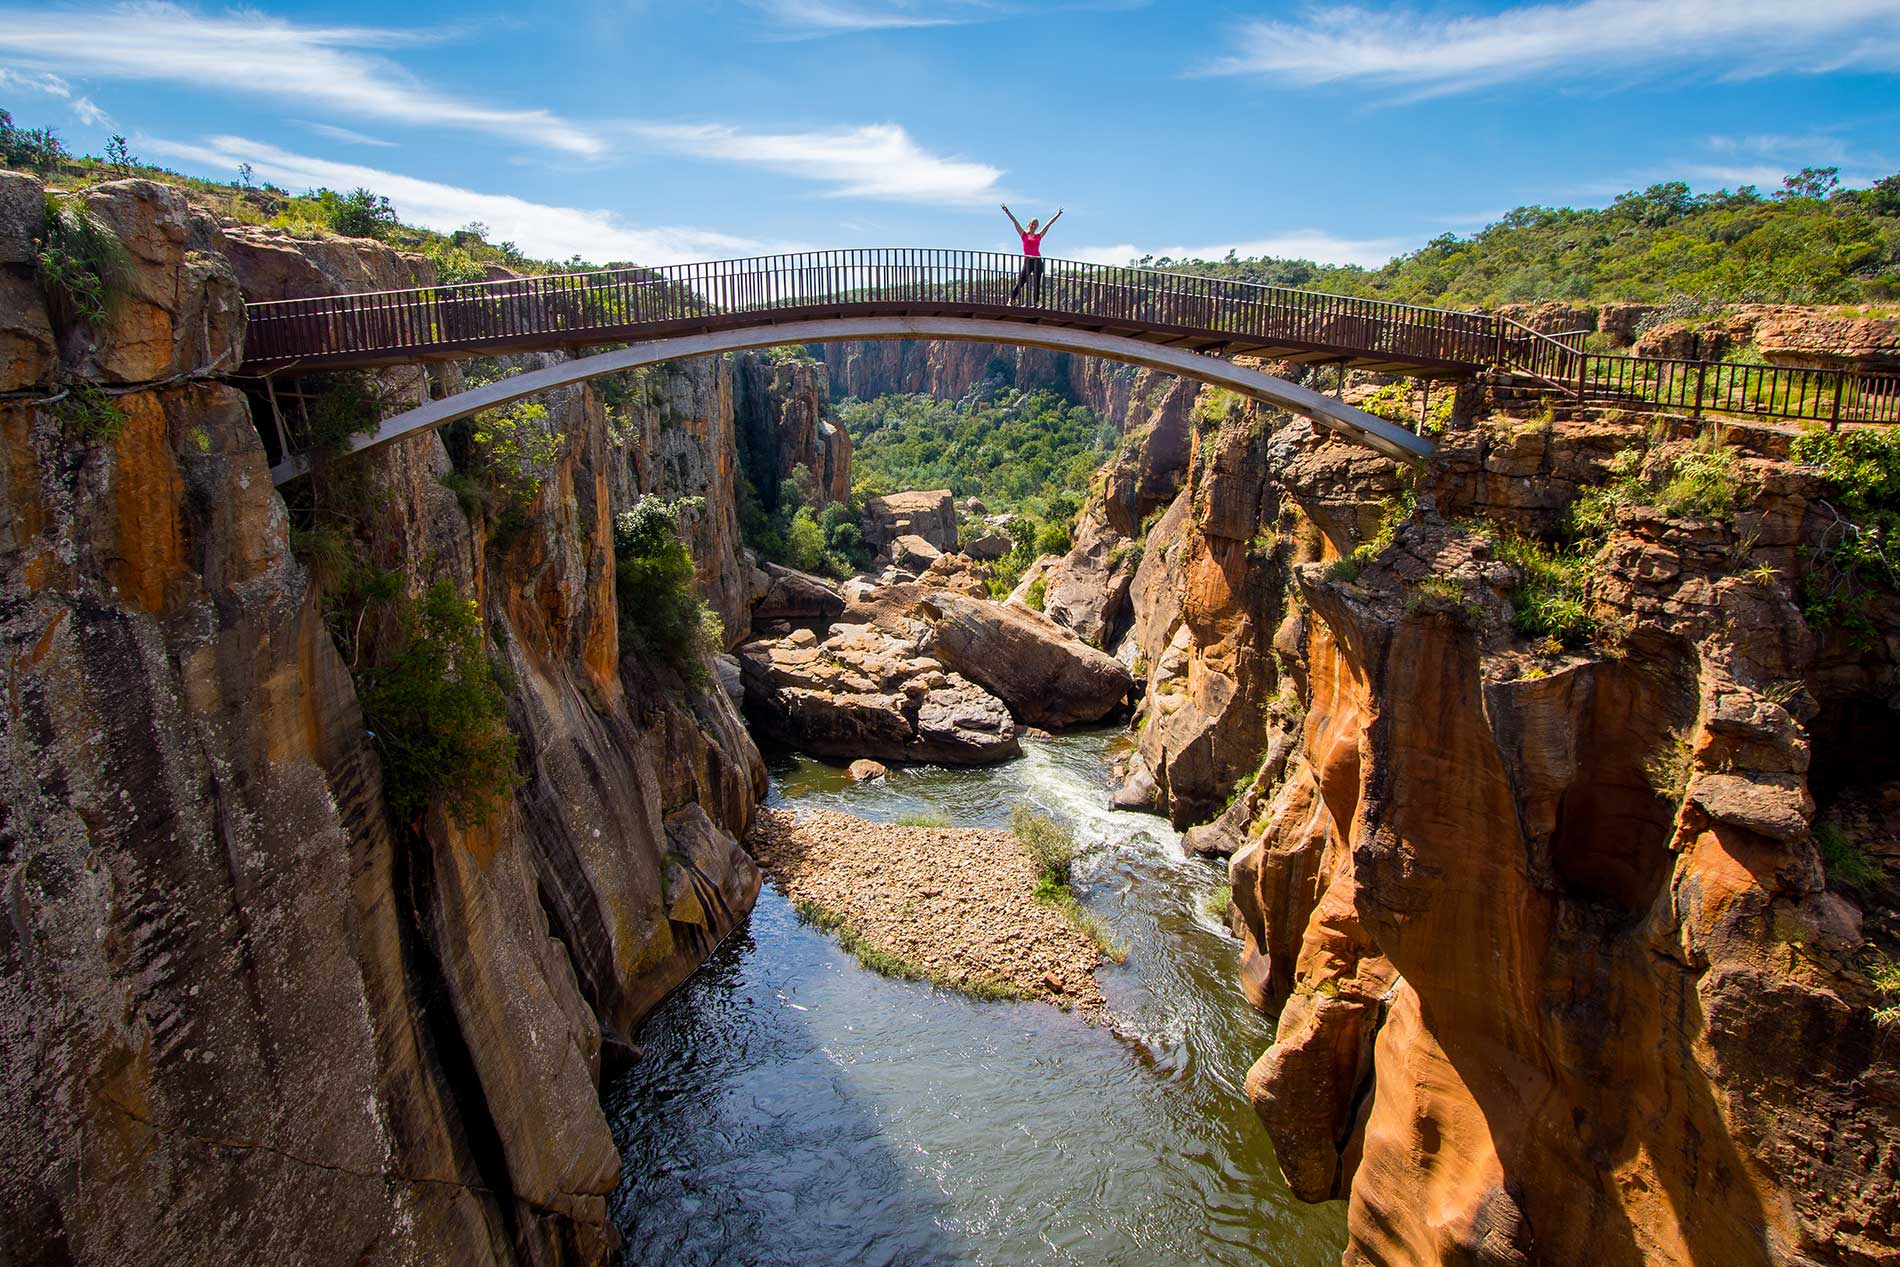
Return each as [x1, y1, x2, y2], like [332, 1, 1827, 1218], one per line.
[0, 175, 840, 1266]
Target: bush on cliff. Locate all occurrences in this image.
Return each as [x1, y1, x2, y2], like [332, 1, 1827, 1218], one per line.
[313, 186, 399, 240]
[356, 579, 521, 828]
[614, 495, 723, 686]
[739, 465, 870, 580]
[1789, 427, 1900, 642]
[0, 108, 66, 173]
[33, 193, 131, 331]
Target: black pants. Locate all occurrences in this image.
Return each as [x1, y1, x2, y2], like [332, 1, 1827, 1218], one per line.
[1010, 255, 1045, 302]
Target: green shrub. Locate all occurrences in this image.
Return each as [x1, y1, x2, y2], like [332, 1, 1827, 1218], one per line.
[51, 381, 128, 443]
[0, 109, 67, 173]
[356, 579, 520, 827]
[784, 506, 828, 572]
[1489, 530, 1599, 647]
[1789, 427, 1900, 642]
[34, 194, 132, 331]
[303, 372, 392, 459]
[1023, 576, 1049, 611]
[612, 495, 722, 685]
[314, 187, 398, 239]
[1201, 884, 1234, 921]
[468, 402, 561, 508]
[1815, 823, 1884, 891]
[1011, 806, 1078, 884]
[1406, 575, 1480, 626]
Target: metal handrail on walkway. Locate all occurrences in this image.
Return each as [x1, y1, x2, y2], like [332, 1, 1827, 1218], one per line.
[239, 247, 1900, 429]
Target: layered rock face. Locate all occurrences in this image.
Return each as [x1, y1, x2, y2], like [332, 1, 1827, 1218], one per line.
[0, 176, 814, 1265]
[732, 351, 850, 508]
[1217, 419, 1900, 1265]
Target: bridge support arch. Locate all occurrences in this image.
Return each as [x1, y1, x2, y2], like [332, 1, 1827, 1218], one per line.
[268, 315, 1434, 485]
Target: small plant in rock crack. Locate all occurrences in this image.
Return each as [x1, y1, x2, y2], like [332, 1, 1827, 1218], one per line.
[34, 194, 132, 331]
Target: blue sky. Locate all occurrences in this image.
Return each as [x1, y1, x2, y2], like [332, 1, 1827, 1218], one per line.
[2, 0, 1897, 267]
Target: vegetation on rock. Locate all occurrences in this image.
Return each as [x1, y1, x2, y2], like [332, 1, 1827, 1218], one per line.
[739, 466, 871, 580]
[33, 193, 131, 331]
[1789, 426, 1900, 642]
[355, 580, 521, 827]
[613, 495, 723, 685]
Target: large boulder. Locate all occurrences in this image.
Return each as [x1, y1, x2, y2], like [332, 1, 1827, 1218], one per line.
[924, 592, 1133, 729]
[1751, 308, 1900, 372]
[72, 180, 243, 382]
[752, 561, 845, 632]
[889, 533, 942, 572]
[738, 623, 1019, 765]
[863, 489, 957, 553]
[1596, 302, 1656, 347]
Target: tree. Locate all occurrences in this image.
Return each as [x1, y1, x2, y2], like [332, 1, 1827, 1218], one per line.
[314, 186, 398, 239]
[104, 134, 134, 171]
[1870, 174, 1900, 218]
[0, 109, 67, 174]
[237, 162, 255, 190]
[1778, 167, 1841, 200]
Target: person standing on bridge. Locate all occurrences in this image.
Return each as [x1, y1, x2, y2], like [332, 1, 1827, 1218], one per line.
[1003, 204, 1062, 303]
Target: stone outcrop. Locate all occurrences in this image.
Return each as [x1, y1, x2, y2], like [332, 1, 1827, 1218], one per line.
[862, 488, 957, 553]
[751, 560, 845, 634]
[926, 591, 1132, 729]
[1228, 416, 1900, 1266]
[1750, 308, 1900, 372]
[53, 179, 245, 385]
[738, 623, 1019, 765]
[0, 175, 805, 1266]
[732, 351, 851, 507]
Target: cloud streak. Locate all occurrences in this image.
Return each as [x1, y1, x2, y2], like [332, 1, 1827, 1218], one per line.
[143, 136, 804, 265]
[0, 2, 602, 154]
[1205, 0, 1900, 95]
[747, 0, 994, 35]
[628, 120, 1005, 205]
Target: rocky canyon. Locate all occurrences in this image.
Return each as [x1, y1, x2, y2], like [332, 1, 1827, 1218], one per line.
[4, 167, 1899, 1267]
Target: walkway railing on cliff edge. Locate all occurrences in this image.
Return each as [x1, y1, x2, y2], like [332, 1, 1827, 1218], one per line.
[240, 247, 1900, 429]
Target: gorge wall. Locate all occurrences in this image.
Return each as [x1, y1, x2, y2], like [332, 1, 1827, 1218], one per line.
[0, 175, 830, 1265]
[1029, 369, 1900, 1263]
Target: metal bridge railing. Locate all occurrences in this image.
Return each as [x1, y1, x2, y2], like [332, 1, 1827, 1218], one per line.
[241, 247, 1900, 429]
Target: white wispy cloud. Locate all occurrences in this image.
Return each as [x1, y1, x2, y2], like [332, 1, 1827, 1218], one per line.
[1205, 0, 1900, 94]
[143, 136, 805, 265]
[747, 0, 993, 35]
[1, 65, 111, 126]
[628, 120, 1005, 205]
[0, 2, 602, 155]
[306, 122, 398, 149]
[1070, 231, 1403, 270]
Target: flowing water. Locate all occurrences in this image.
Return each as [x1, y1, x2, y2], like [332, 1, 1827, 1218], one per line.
[605, 730, 1348, 1265]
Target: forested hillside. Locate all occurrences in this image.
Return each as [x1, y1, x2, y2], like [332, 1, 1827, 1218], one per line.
[1150, 169, 1900, 308]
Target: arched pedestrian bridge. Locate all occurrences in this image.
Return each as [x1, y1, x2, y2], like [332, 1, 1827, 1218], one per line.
[240, 248, 1900, 484]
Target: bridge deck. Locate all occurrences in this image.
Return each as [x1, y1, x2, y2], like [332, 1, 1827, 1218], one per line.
[239, 248, 1900, 430]
[241, 248, 1497, 376]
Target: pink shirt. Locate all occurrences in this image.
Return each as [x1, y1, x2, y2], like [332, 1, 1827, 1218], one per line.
[1019, 229, 1044, 257]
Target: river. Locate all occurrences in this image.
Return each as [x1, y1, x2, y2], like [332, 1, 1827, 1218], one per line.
[604, 729, 1348, 1266]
